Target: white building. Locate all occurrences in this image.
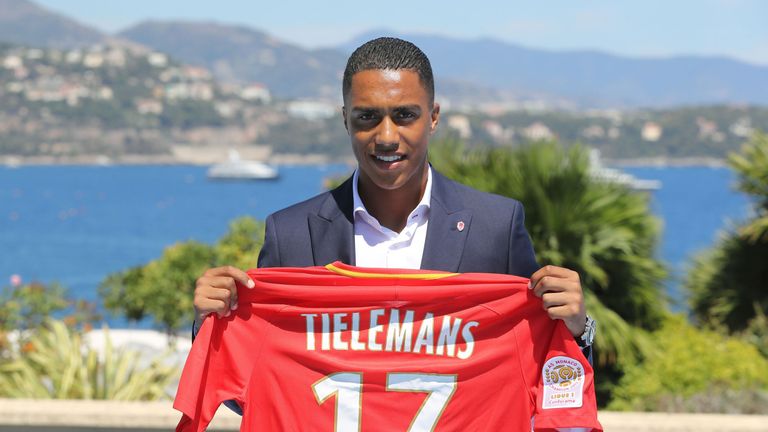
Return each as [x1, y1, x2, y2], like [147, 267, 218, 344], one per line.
[287, 100, 337, 120]
[240, 84, 271, 103]
[522, 122, 554, 141]
[446, 115, 472, 139]
[641, 122, 663, 142]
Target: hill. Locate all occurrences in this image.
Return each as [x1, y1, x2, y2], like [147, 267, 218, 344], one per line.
[118, 21, 346, 100]
[2, 1, 765, 108]
[342, 30, 768, 109]
[0, 0, 106, 48]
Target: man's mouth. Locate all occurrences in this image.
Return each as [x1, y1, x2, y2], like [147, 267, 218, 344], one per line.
[373, 154, 404, 163]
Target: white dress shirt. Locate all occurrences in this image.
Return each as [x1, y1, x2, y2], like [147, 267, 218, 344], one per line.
[352, 167, 432, 269]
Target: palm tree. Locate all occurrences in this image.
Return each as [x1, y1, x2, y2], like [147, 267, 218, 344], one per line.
[728, 131, 768, 242]
[687, 132, 768, 350]
[430, 139, 667, 371]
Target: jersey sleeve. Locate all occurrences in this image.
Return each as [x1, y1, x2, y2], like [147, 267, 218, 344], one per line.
[173, 307, 269, 432]
[513, 303, 602, 432]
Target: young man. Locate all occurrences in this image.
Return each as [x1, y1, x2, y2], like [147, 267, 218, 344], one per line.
[193, 37, 593, 349]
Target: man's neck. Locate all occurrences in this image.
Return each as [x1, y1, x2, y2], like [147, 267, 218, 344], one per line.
[358, 166, 429, 233]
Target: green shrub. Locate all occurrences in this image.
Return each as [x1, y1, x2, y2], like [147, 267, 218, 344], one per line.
[608, 315, 768, 413]
[0, 282, 99, 357]
[0, 320, 178, 400]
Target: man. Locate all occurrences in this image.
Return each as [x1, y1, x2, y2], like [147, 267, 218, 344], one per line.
[193, 37, 593, 352]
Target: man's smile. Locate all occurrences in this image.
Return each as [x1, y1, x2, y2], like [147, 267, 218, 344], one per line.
[373, 154, 405, 163]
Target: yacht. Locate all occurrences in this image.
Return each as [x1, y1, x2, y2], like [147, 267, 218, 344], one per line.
[588, 149, 661, 191]
[207, 150, 279, 180]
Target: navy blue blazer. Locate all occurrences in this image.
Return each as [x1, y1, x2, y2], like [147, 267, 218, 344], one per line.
[257, 169, 540, 277]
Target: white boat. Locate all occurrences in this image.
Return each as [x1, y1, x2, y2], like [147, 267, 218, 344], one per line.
[588, 149, 661, 191]
[207, 150, 279, 180]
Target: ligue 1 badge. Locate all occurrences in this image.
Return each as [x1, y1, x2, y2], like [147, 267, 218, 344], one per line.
[541, 356, 585, 409]
[456, 221, 465, 232]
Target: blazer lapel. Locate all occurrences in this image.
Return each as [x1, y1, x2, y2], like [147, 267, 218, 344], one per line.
[309, 176, 356, 266]
[421, 171, 472, 272]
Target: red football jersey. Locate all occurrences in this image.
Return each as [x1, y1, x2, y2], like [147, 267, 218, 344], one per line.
[174, 262, 602, 431]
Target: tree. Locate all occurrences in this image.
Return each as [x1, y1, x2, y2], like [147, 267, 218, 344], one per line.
[99, 217, 265, 333]
[728, 131, 768, 242]
[430, 138, 668, 399]
[687, 132, 768, 354]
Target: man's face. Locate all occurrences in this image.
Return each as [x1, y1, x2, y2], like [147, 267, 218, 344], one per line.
[343, 69, 439, 193]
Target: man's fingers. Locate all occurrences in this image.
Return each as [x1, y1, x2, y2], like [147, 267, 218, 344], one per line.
[203, 266, 255, 289]
[197, 276, 239, 309]
[529, 265, 579, 292]
[544, 303, 588, 337]
[531, 277, 579, 298]
[200, 286, 233, 303]
[541, 291, 581, 311]
[194, 298, 228, 320]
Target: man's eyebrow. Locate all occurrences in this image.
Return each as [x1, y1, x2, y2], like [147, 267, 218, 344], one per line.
[392, 104, 422, 111]
[350, 105, 422, 111]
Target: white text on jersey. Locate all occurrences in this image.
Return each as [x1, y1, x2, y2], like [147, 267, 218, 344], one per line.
[300, 309, 479, 359]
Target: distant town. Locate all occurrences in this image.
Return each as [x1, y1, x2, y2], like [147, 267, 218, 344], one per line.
[1, 43, 766, 166]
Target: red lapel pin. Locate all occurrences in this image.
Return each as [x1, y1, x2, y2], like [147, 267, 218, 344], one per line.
[456, 221, 465, 232]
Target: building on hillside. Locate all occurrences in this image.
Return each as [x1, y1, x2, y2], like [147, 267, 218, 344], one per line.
[696, 117, 724, 142]
[136, 99, 164, 115]
[3, 55, 23, 69]
[240, 84, 271, 103]
[182, 66, 212, 81]
[446, 115, 472, 139]
[286, 100, 337, 120]
[83, 52, 104, 68]
[641, 121, 663, 142]
[147, 52, 168, 67]
[730, 117, 754, 138]
[522, 122, 554, 141]
[483, 120, 514, 143]
[581, 125, 606, 139]
[65, 50, 82, 64]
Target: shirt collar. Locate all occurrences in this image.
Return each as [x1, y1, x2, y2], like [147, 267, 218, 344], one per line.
[352, 166, 433, 231]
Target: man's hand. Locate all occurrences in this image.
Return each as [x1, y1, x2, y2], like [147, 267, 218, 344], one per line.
[193, 266, 255, 324]
[529, 265, 587, 338]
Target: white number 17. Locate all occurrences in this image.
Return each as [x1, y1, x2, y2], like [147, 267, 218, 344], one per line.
[312, 372, 458, 432]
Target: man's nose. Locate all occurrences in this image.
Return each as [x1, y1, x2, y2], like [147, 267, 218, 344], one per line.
[374, 116, 399, 149]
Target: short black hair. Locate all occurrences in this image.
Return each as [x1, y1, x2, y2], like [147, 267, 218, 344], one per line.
[342, 37, 434, 105]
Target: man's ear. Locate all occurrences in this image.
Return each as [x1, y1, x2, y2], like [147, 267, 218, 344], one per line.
[342, 106, 349, 133]
[430, 103, 440, 134]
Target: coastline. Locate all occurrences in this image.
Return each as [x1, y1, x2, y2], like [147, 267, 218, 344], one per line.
[606, 156, 726, 168]
[2, 154, 724, 168]
[0, 153, 351, 167]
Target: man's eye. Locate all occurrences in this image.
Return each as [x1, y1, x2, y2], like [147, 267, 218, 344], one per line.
[396, 111, 416, 120]
[358, 112, 377, 121]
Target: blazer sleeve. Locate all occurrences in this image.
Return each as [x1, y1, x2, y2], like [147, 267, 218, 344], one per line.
[507, 201, 540, 278]
[257, 213, 281, 268]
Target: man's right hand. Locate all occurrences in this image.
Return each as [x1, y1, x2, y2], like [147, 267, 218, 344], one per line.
[193, 266, 255, 326]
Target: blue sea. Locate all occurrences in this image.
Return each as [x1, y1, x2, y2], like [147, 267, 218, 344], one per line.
[0, 164, 752, 327]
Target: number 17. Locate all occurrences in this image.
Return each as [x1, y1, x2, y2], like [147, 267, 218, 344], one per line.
[312, 372, 458, 432]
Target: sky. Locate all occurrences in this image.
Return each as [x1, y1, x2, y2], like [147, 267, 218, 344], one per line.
[34, 0, 768, 66]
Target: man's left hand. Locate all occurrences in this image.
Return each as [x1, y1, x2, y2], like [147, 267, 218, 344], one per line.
[529, 265, 587, 338]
